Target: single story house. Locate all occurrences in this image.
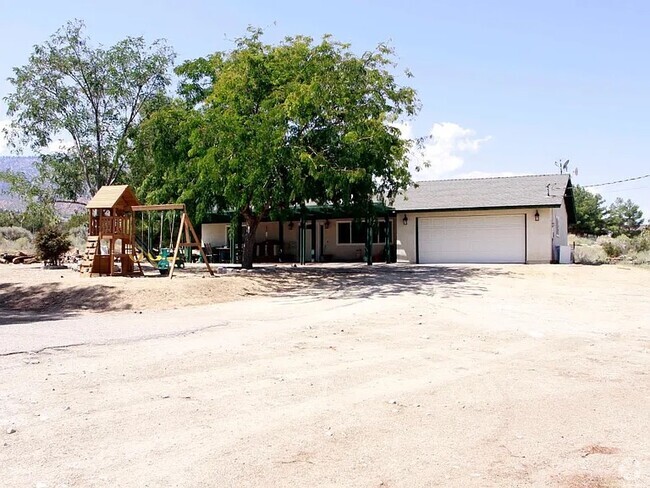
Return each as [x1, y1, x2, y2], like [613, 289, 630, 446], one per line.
[201, 174, 575, 265]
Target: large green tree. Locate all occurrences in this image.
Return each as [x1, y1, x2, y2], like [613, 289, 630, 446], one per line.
[606, 197, 644, 237]
[571, 185, 607, 235]
[135, 29, 420, 268]
[2, 19, 175, 205]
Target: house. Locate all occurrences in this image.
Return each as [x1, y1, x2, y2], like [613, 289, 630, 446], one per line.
[394, 174, 575, 264]
[200, 174, 575, 265]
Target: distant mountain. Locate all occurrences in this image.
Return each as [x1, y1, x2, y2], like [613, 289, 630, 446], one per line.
[0, 156, 39, 210]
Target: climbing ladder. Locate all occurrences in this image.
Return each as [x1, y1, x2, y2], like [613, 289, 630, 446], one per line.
[79, 236, 99, 276]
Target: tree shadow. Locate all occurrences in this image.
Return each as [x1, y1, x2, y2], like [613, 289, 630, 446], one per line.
[244, 264, 512, 300]
[0, 282, 131, 325]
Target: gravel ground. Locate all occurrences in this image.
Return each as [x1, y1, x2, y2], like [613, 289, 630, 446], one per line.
[0, 263, 649, 487]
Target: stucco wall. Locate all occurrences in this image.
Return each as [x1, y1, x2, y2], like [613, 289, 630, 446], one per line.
[552, 200, 569, 248]
[395, 208, 558, 264]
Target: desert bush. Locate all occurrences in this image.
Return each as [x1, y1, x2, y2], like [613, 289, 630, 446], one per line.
[628, 250, 650, 265]
[0, 226, 33, 241]
[597, 235, 630, 258]
[34, 225, 72, 266]
[573, 245, 608, 265]
[631, 230, 650, 253]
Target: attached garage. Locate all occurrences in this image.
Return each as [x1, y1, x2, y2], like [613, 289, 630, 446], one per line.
[394, 174, 576, 264]
[417, 214, 526, 264]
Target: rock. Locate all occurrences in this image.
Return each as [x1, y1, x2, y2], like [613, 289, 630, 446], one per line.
[6, 427, 16, 434]
[160, 394, 170, 399]
[388, 399, 397, 405]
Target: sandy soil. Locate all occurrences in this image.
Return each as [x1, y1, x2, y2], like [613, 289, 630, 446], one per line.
[0, 263, 649, 487]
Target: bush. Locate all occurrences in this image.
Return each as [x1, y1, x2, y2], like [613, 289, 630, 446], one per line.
[628, 250, 650, 265]
[597, 235, 630, 258]
[631, 230, 650, 253]
[34, 225, 72, 266]
[573, 245, 608, 265]
[0, 226, 33, 241]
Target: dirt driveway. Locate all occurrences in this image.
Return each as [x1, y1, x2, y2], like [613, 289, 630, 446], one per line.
[0, 263, 649, 487]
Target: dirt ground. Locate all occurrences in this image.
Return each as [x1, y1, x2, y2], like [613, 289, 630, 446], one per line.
[0, 262, 649, 487]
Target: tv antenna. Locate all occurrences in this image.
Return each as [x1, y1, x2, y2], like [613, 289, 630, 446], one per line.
[555, 159, 570, 174]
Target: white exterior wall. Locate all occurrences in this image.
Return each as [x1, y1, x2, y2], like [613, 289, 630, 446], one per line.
[551, 200, 569, 248]
[396, 208, 557, 264]
[202, 223, 230, 247]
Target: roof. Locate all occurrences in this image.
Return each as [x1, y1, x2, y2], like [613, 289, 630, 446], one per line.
[86, 185, 140, 209]
[394, 174, 572, 212]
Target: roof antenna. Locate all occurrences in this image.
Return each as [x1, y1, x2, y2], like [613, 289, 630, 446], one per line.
[546, 183, 551, 196]
[554, 158, 570, 174]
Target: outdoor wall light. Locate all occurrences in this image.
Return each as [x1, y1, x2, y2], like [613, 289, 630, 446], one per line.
[324, 219, 330, 229]
[534, 210, 540, 221]
[402, 214, 408, 226]
[288, 221, 294, 230]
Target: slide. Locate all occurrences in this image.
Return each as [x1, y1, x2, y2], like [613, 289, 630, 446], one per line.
[134, 235, 161, 267]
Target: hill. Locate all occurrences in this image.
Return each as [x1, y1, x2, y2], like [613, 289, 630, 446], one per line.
[0, 156, 39, 210]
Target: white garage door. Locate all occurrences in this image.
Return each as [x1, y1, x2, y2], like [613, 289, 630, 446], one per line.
[418, 215, 526, 264]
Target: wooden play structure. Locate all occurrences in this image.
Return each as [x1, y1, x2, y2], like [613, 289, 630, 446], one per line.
[79, 185, 213, 278]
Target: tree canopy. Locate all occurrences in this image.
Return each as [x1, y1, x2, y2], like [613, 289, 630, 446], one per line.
[133, 29, 420, 268]
[2, 19, 175, 203]
[571, 185, 607, 236]
[606, 197, 644, 237]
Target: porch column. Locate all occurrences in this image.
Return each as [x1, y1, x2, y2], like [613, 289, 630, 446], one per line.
[278, 220, 284, 262]
[384, 214, 391, 264]
[299, 215, 306, 265]
[365, 222, 373, 266]
[310, 218, 316, 262]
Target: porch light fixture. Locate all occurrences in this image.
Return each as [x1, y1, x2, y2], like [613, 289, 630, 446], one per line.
[402, 214, 408, 226]
[534, 210, 540, 222]
[324, 219, 330, 229]
[288, 221, 294, 230]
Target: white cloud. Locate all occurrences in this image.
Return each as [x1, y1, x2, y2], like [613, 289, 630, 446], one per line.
[397, 121, 492, 181]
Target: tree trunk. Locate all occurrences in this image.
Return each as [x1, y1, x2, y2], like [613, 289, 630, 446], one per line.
[241, 218, 260, 269]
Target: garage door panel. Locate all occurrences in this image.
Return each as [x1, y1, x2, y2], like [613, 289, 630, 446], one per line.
[418, 215, 525, 263]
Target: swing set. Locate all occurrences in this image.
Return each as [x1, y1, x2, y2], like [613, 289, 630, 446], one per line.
[79, 185, 213, 278]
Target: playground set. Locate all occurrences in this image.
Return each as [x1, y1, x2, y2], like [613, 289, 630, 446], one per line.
[79, 185, 213, 278]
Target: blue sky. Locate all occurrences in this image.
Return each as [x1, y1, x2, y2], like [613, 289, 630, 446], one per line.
[1, 0, 649, 214]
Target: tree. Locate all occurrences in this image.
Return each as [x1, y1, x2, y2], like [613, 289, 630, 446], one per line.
[2, 19, 175, 204]
[34, 225, 71, 265]
[571, 185, 607, 236]
[606, 197, 644, 237]
[135, 29, 419, 268]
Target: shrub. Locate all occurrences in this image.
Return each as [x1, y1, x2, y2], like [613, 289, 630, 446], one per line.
[34, 225, 72, 266]
[631, 230, 650, 253]
[0, 226, 33, 241]
[597, 235, 630, 258]
[629, 250, 650, 265]
[573, 245, 608, 265]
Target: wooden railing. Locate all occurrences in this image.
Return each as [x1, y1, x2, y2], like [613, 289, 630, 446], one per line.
[94, 216, 132, 238]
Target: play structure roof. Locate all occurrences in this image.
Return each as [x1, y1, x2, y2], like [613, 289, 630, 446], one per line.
[86, 185, 140, 210]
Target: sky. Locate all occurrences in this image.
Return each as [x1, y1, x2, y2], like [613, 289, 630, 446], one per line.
[1, 0, 649, 215]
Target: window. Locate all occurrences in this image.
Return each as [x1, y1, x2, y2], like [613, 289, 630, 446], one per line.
[337, 221, 392, 245]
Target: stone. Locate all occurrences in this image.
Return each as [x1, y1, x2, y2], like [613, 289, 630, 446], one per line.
[6, 427, 16, 434]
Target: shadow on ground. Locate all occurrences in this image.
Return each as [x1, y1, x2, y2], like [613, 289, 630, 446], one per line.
[242, 264, 511, 300]
[0, 282, 130, 325]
